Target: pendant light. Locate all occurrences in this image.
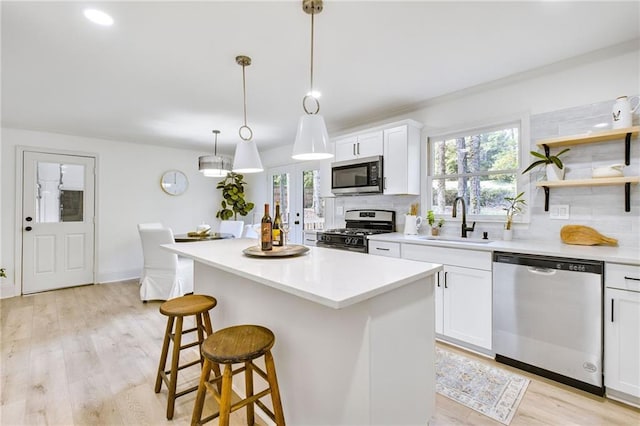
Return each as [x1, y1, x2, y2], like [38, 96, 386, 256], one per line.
[199, 130, 232, 177]
[291, 0, 333, 161]
[232, 55, 263, 173]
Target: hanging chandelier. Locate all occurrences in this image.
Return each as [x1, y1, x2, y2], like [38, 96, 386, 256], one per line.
[199, 130, 231, 177]
[232, 55, 263, 173]
[291, 0, 333, 161]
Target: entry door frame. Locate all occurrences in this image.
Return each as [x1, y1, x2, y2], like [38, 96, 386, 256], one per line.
[267, 160, 324, 245]
[14, 146, 99, 295]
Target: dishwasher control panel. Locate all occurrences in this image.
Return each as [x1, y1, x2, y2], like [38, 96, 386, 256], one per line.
[493, 252, 603, 274]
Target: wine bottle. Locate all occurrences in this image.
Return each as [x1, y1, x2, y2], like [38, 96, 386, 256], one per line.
[272, 202, 283, 247]
[261, 203, 273, 251]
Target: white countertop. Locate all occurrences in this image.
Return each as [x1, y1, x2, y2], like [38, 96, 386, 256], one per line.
[163, 238, 442, 309]
[368, 233, 640, 265]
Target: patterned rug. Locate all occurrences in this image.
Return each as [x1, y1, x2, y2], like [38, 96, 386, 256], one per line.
[435, 347, 530, 425]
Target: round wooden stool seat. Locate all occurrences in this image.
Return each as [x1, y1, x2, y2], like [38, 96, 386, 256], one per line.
[192, 324, 285, 426]
[155, 294, 219, 420]
[160, 294, 217, 317]
[202, 325, 274, 364]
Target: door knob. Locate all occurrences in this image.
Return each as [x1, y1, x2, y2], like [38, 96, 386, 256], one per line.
[25, 216, 33, 222]
[25, 226, 32, 231]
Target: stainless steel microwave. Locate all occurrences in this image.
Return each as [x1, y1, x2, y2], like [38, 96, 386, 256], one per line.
[331, 155, 383, 195]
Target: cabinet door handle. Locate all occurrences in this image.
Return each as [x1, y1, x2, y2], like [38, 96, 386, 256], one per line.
[384, 177, 387, 190]
[611, 298, 615, 322]
[357, 142, 360, 155]
[353, 143, 356, 156]
[444, 271, 448, 288]
[624, 276, 640, 281]
[436, 271, 440, 287]
[375, 247, 390, 251]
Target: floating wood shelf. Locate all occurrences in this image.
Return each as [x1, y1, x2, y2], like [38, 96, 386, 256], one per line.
[536, 177, 639, 212]
[536, 126, 639, 165]
[535, 176, 640, 188]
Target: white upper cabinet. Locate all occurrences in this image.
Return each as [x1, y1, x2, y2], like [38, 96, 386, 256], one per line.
[332, 119, 423, 195]
[334, 131, 383, 161]
[383, 123, 421, 195]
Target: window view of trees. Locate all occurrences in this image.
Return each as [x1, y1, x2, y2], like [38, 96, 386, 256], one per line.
[430, 125, 519, 216]
[272, 173, 289, 219]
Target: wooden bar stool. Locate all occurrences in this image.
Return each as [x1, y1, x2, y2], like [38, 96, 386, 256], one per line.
[191, 325, 285, 426]
[155, 294, 220, 420]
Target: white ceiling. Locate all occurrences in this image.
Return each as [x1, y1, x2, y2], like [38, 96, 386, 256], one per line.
[2, 1, 639, 156]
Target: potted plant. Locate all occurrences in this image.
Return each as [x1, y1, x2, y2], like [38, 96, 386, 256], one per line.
[427, 210, 445, 236]
[216, 172, 255, 221]
[503, 192, 526, 240]
[522, 148, 570, 181]
[0, 268, 6, 279]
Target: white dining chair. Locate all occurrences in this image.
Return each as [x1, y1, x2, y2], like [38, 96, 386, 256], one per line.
[244, 224, 258, 239]
[138, 227, 193, 302]
[219, 220, 244, 238]
[137, 222, 164, 231]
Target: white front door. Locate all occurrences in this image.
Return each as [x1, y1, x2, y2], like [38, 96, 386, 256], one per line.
[22, 151, 96, 294]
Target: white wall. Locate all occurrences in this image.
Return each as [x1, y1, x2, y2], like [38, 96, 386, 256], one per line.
[0, 128, 223, 298]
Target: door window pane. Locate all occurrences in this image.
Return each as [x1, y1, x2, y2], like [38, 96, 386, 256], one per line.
[303, 169, 324, 230]
[36, 162, 85, 223]
[272, 172, 290, 224]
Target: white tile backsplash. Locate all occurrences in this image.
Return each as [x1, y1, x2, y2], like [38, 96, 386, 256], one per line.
[524, 97, 640, 249]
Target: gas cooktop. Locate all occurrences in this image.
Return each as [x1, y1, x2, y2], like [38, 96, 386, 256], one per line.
[323, 228, 391, 236]
[316, 210, 396, 253]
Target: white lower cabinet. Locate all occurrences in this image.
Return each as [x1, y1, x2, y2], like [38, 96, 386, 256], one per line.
[303, 231, 318, 247]
[605, 263, 640, 403]
[441, 265, 492, 349]
[368, 240, 400, 258]
[402, 244, 492, 350]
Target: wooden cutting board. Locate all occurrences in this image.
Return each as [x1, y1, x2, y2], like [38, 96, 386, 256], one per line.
[560, 225, 618, 246]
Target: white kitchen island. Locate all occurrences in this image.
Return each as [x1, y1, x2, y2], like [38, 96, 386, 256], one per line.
[164, 238, 442, 425]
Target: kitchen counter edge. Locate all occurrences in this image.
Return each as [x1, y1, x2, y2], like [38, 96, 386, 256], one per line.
[368, 233, 640, 265]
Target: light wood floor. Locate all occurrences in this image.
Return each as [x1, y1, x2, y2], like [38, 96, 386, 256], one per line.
[1, 281, 639, 426]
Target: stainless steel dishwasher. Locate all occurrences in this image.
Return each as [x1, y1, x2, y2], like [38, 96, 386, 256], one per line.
[493, 251, 604, 396]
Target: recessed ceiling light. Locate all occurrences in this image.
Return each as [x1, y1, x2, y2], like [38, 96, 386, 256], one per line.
[593, 122, 609, 129]
[83, 9, 114, 26]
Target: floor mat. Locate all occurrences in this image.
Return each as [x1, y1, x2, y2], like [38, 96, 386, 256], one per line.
[435, 347, 529, 425]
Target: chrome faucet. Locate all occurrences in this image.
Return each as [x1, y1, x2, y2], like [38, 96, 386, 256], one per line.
[452, 196, 476, 238]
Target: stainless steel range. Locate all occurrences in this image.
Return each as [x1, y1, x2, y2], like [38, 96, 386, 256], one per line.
[317, 209, 395, 253]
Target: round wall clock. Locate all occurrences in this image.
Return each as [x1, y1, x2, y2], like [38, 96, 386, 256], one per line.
[160, 170, 188, 196]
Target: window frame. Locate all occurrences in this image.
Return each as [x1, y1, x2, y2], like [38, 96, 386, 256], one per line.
[424, 115, 530, 225]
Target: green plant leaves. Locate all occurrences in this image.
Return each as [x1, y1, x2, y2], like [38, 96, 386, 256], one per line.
[522, 148, 570, 174]
[215, 172, 255, 220]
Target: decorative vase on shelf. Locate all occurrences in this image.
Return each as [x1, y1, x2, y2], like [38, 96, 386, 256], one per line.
[503, 229, 513, 241]
[546, 163, 565, 181]
[612, 95, 639, 129]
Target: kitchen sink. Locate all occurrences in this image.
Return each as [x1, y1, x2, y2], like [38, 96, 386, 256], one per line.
[420, 236, 493, 244]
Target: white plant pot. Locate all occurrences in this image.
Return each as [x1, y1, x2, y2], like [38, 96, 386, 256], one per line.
[546, 163, 565, 181]
[503, 229, 513, 241]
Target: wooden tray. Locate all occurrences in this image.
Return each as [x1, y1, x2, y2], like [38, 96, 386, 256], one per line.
[243, 244, 310, 258]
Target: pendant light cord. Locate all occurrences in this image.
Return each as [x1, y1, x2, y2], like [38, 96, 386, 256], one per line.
[242, 63, 248, 128]
[236, 56, 253, 141]
[302, 9, 320, 115]
[309, 11, 314, 93]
